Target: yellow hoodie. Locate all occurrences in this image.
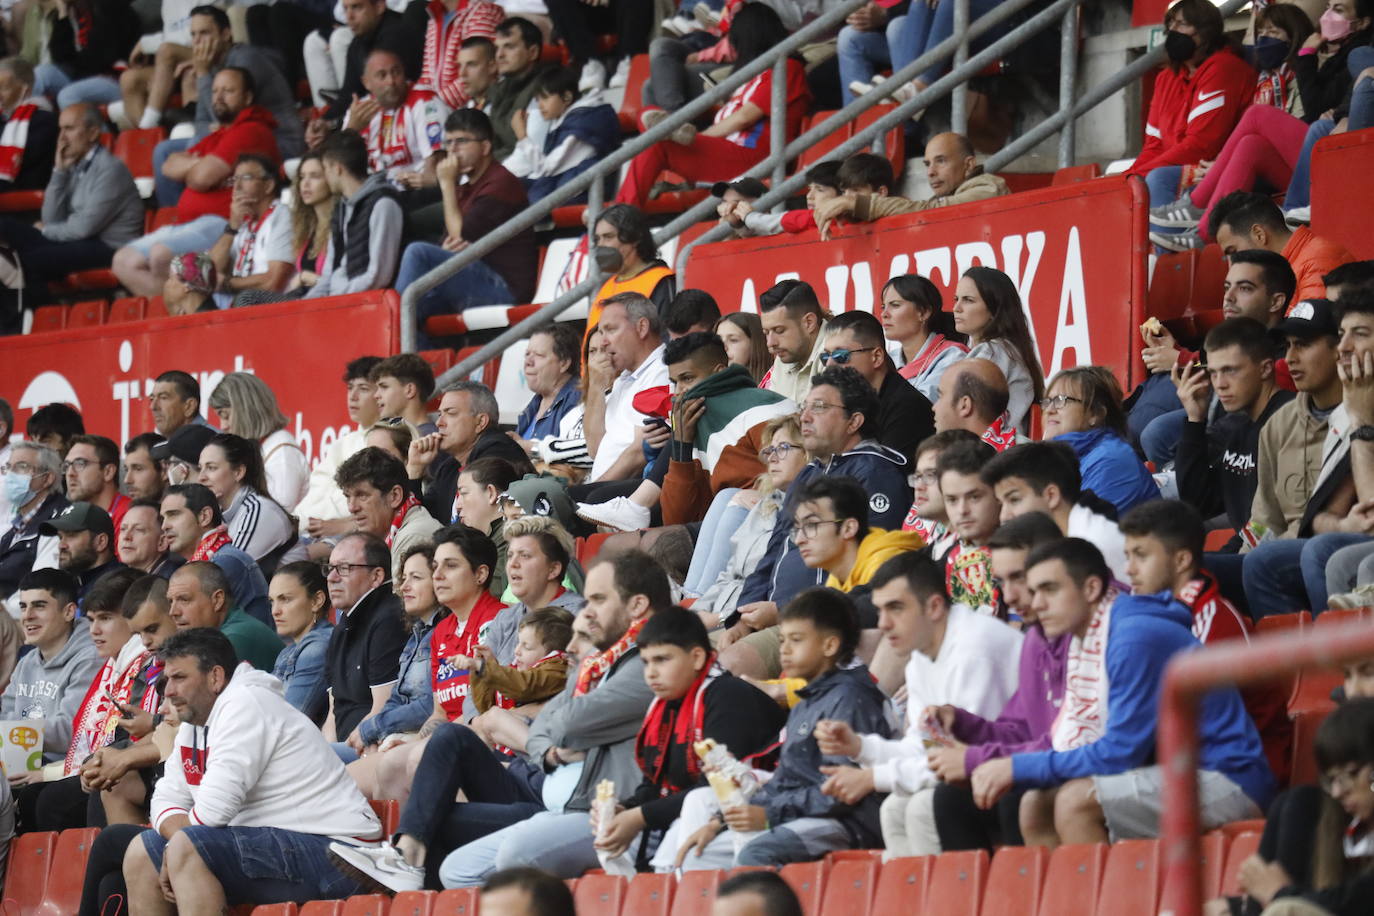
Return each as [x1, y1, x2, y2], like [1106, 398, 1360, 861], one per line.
[825, 528, 927, 593]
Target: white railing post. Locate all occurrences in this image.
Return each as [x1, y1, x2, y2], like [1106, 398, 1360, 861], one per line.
[952, 0, 970, 136]
[1058, 1, 1079, 168]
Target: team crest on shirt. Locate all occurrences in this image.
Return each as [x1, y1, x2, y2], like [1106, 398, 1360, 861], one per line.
[869, 494, 890, 514]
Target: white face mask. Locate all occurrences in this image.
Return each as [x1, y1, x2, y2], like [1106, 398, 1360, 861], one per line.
[3, 471, 35, 507]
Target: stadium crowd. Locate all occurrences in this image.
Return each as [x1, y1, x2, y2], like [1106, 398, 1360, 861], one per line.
[0, 0, 1371, 914]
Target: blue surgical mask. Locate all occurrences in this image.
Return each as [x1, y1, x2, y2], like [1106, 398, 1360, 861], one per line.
[1247, 35, 1291, 72]
[3, 472, 35, 508]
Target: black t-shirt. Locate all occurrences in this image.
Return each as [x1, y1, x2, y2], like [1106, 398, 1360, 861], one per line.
[875, 369, 935, 466]
[324, 585, 408, 739]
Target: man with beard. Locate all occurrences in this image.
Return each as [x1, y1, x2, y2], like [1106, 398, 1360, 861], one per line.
[347, 49, 447, 189]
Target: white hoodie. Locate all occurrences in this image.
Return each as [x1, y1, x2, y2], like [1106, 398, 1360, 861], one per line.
[1067, 503, 1129, 587]
[152, 664, 382, 843]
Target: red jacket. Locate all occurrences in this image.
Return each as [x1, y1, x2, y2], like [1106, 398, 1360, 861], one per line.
[177, 105, 280, 221]
[1131, 47, 1256, 176]
[1284, 225, 1355, 307]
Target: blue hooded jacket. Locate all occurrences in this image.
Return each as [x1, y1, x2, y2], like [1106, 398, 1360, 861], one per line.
[526, 99, 621, 204]
[1011, 590, 1276, 810]
[1055, 428, 1160, 516]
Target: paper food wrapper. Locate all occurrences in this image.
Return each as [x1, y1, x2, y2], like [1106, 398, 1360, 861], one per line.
[695, 739, 762, 856]
[0, 719, 43, 777]
[592, 779, 636, 878]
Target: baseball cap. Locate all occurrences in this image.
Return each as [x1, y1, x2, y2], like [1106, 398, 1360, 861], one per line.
[40, 501, 113, 538]
[150, 424, 217, 465]
[504, 474, 576, 531]
[1273, 299, 1339, 340]
[171, 252, 218, 296]
[710, 177, 768, 200]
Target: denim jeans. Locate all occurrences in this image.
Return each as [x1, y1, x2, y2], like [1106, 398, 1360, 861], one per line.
[440, 809, 614, 887]
[1297, 532, 1373, 614]
[1146, 165, 1187, 242]
[837, 16, 907, 104]
[1284, 118, 1335, 212]
[1239, 534, 1364, 619]
[1140, 408, 1188, 468]
[396, 243, 517, 348]
[1323, 537, 1374, 602]
[126, 215, 230, 258]
[55, 76, 123, 108]
[894, 0, 1010, 86]
[684, 488, 744, 595]
[1348, 46, 1374, 131]
[153, 138, 193, 208]
[1127, 373, 1183, 452]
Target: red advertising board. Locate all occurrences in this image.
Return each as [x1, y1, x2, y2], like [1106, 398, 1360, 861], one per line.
[684, 175, 1150, 390]
[0, 290, 399, 464]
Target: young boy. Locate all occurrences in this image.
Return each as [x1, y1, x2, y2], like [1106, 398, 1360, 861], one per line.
[902, 430, 980, 559]
[506, 67, 619, 205]
[369, 354, 438, 434]
[469, 607, 574, 752]
[669, 588, 894, 869]
[937, 438, 1003, 615]
[724, 160, 842, 238]
[1118, 498, 1292, 784]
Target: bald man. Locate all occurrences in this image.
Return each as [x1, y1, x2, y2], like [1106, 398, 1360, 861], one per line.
[933, 359, 1021, 447]
[814, 133, 1010, 235]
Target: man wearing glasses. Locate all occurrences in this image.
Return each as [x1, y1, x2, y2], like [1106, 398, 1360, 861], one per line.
[206, 154, 294, 307]
[63, 435, 131, 542]
[0, 442, 68, 607]
[321, 533, 407, 749]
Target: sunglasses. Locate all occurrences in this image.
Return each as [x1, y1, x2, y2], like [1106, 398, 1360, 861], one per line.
[818, 346, 878, 366]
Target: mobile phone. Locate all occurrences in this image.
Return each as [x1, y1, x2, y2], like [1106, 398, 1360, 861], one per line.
[643, 417, 669, 430]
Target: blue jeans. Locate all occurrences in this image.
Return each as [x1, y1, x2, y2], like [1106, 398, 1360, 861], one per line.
[894, 0, 1010, 86]
[837, 16, 907, 104]
[126, 214, 229, 258]
[684, 488, 744, 595]
[154, 137, 193, 208]
[1347, 46, 1374, 131]
[139, 826, 363, 905]
[1284, 118, 1335, 212]
[55, 75, 122, 108]
[1240, 534, 1363, 620]
[396, 243, 517, 348]
[1146, 165, 1187, 241]
[1140, 408, 1188, 468]
[1296, 532, 1371, 615]
[440, 810, 606, 888]
[1127, 373, 1183, 451]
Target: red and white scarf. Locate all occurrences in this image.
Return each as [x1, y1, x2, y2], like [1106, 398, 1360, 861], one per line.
[575, 617, 645, 696]
[232, 201, 279, 277]
[898, 334, 969, 382]
[64, 636, 155, 776]
[982, 413, 1019, 452]
[634, 656, 721, 795]
[387, 495, 423, 549]
[1050, 589, 1117, 752]
[191, 524, 232, 562]
[0, 102, 40, 184]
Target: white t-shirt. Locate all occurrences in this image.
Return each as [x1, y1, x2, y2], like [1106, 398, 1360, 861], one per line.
[589, 346, 669, 482]
[231, 203, 294, 279]
[261, 428, 309, 512]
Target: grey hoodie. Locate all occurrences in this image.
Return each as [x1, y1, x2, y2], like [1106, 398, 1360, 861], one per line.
[486, 588, 587, 667]
[0, 618, 102, 759]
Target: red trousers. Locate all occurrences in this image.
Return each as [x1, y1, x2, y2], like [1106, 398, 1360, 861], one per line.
[615, 134, 770, 207]
[1191, 104, 1308, 233]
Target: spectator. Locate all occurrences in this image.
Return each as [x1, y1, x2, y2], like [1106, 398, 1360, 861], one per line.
[111, 66, 283, 299]
[792, 476, 924, 604]
[488, 17, 550, 163]
[0, 568, 99, 763]
[209, 373, 308, 512]
[1039, 367, 1160, 515]
[166, 560, 283, 671]
[711, 871, 804, 916]
[1126, 0, 1256, 220]
[1118, 498, 1293, 783]
[814, 551, 1022, 859]
[480, 867, 576, 916]
[455, 458, 522, 598]
[1323, 260, 1374, 300]
[371, 353, 438, 433]
[880, 274, 968, 405]
[336, 446, 442, 581]
[511, 324, 589, 473]
[122, 628, 384, 911]
[583, 293, 671, 483]
[269, 560, 335, 725]
[1210, 190, 1355, 304]
[321, 532, 406, 746]
[836, 1, 907, 105]
[26, 402, 84, 456]
[618, 4, 809, 208]
[407, 381, 530, 525]
[901, 430, 980, 557]
[64, 434, 132, 536]
[198, 432, 299, 567]
[244, 0, 336, 91]
[153, 425, 217, 493]
[457, 37, 500, 126]
[931, 359, 1018, 448]
[759, 281, 828, 404]
[31, 0, 139, 107]
[115, 0, 202, 129]
[158, 482, 272, 626]
[306, 129, 404, 300]
[310, 0, 421, 120]
[815, 134, 1010, 236]
[123, 432, 168, 503]
[507, 67, 618, 206]
[416, 0, 504, 110]
[665, 289, 723, 339]
[206, 154, 294, 307]
[44, 502, 126, 602]
[585, 204, 677, 331]
[148, 370, 210, 438]
[0, 442, 67, 604]
[162, 251, 221, 315]
[820, 310, 935, 465]
[714, 312, 772, 383]
[981, 440, 1131, 584]
[724, 160, 843, 239]
[0, 57, 56, 192]
[397, 110, 538, 346]
[544, 0, 650, 93]
[953, 266, 1046, 433]
[278, 151, 337, 298]
[1173, 317, 1295, 550]
[484, 515, 583, 663]
[296, 355, 383, 542]
[346, 48, 446, 187]
[118, 498, 185, 578]
[936, 438, 1004, 616]
[970, 538, 1274, 845]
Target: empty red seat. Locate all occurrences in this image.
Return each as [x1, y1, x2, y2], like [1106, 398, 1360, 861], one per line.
[1094, 839, 1161, 916]
[368, 799, 400, 837]
[108, 296, 149, 323]
[57, 268, 120, 292]
[390, 891, 436, 916]
[1036, 843, 1107, 916]
[418, 348, 455, 378]
[36, 827, 99, 915]
[249, 906, 298, 916]
[0, 189, 44, 211]
[30, 304, 67, 333]
[1148, 252, 1193, 323]
[575, 874, 627, 914]
[624, 873, 676, 916]
[872, 856, 934, 914]
[926, 849, 989, 916]
[670, 870, 723, 916]
[298, 903, 343, 916]
[820, 858, 880, 916]
[5, 830, 56, 913]
[779, 861, 827, 916]
[618, 53, 651, 132]
[433, 887, 479, 916]
[340, 895, 389, 916]
[980, 845, 1049, 916]
[1220, 832, 1262, 897]
[113, 126, 168, 180]
[67, 299, 109, 328]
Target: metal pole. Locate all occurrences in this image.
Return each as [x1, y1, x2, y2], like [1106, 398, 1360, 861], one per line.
[952, 0, 970, 136]
[1057, 1, 1079, 168]
[771, 54, 787, 189]
[585, 176, 604, 312]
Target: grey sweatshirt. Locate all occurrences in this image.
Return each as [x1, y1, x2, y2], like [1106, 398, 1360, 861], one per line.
[0, 618, 102, 759]
[486, 588, 586, 667]
[306, 172, 403, 299]
[41, 146, 144, 247]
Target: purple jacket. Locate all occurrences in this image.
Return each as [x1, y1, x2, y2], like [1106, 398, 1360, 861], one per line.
[952, 622, 1071, 771]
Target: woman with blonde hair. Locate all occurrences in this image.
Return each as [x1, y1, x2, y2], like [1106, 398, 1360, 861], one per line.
[209, 372, 309, 511]
[288, 151, 335, 294]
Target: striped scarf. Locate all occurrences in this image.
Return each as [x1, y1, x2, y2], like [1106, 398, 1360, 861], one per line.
[0, 102, 39, 184]
[574, 617, 645, 696]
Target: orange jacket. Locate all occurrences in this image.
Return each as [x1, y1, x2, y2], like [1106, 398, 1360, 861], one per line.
[660, 421, 772, 526]
[1283, 225, 1355, 308]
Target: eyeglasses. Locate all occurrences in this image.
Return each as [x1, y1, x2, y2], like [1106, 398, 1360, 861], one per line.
[759, 442, 802, 462]
[61, 458, 105, 473]
[0, 462, 38, 475]
[229, 173, 271, 185]
[911, 470, 940, 486]
[1320, 764, 1370, 795]
[326, 562, 378, 578]
[818, 346, 878, 366]
[1039, 394, 1085, 413]
[801, 400, 846, 416]
[442, 136, 480, 149]
[789, 519, 842, 541]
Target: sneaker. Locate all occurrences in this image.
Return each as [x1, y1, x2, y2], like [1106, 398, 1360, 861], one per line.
[327, 842, 424, 895]
[579, 59, 607, 93]
[1327, 585, 1374, 611]
[640, 108, 696, 145]
[693, 2, 723, 29]
[848, 78, 878, 98]
[1150, 196, 1204, 228]
[610, 58, 631, 89]
[1150, 228, 1205, 252]
[662, 13, 704, 36]
[1284, 205, 1312, 227]
[576, 496, 651, 532]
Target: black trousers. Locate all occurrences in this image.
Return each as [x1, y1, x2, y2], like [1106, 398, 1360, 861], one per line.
[246, 2, 335, 86]
[15, 774, 89, 833]
[932, 781, 1026, 852]
[78, 822, 146, 916]
[544, 0, 653, 65]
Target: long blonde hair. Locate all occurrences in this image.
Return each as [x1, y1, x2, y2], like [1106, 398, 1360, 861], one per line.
[291, 152, 333, 259]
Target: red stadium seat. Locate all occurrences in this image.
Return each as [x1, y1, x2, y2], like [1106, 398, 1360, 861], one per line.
[369, 799, 400, 837]
[825, 849, 883, 863]
[67, 299, 109, 328]
[872, 856, 934, 915]
[979, 845, 1049, 916]
[391, 891, 436, 916]
[820, 857, 880, 916]
[0, 189, 44, 212]
[1051, 163, 1102, 185]
[1290, 708, 1331, 786]
[1197, 831, 1230, 899]
[926, 849, 989, 916]
[249, 906, 299, 916]
[1093, 839, 1160, 916]
[147, 295, 169, 317]
[670, 870, 723, 916]
[1317, 607, 1372, 624]
[797, 107, 906, 182]
[1220, 832, 1262, 897]
[30, 304, 67, 332]
[114, 126, 168, 180]
[1204, 528, 1236, 552]
[298, 903, 344, 916]
[624, 873, 676, 916]
[618, 53, 651, 132]
[1036, 843, 1107, 916]
[1148, 251, 1194, 324]
[418, 348, 455, 378]
[779, 861, 828, 916]
[1192, 309, 1226, 337]
[575, 874, 627, 914]
[4, 830, 56, 913]
[53, 268, 120, 294]
[108, 297, 149, 323]
[433, 888, 480, 916]
[340, 895, 389, 916]
[577, 532, 614, 564]
[1217, 819, 1266, 838]
[36, 827, 99, 915]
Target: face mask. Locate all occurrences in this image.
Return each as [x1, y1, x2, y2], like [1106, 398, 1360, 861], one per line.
[592, 245, 624, 274]
[3, 472, 35, 508]
[1164, 30, 1198, 63]
[1248, 35, 1291, 71]
[1319, 8, 1354, 41]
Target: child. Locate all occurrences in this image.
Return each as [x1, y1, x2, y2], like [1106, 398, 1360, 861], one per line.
[506, 67, 620, 205]
[723, 159, 841, 237]
[469, 607, 574, 752]
[669, 588, 895, 870]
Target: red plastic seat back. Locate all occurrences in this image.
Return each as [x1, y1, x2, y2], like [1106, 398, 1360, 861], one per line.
[670, 870, 723, 916]
[574, 874, 627, 915]
[979, 845, 1049, 916]
[780, 861, 827, 916]
[30, 305, 67, 333]
[820, 858, 880, 916]
[624, 873, 676, 916]
[873, 856, 934, 915]
[113, 126, 168, 180]
[35, 827, 99, 916]
[4, 830, 56, 913]
[1220, 832, 1262, 897]
[340, 895, 389, 916]
[67, 299, 108, 328]
[1093, 839, 1161, 916]
[1036, 843, 1107, 916]
[926, 849, 990, 916]
[390, 890, 436, 916]
[108, 296, 149, 323]
[433, 888, 479, 916]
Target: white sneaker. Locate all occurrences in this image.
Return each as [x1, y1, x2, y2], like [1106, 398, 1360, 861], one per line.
[848, 78, 878, 98]
[610, 58, 631, 89]
[327, 842, 424, 895]
[107, 99, 132, 130]
[693, 2, 722, 29]
[579, 59, 608, 93]
[662, 14, 704, 36]
[576, 496, 651, 532]
[1284, 206, 1312, 227]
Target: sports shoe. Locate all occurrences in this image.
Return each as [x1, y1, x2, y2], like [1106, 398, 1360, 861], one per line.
[1149, 196, 1204, 228]
[1150, 228, 1205, 252]
[579, 59, 608, 93]
[1327, 585, 1374, 611]
[1284, 205, 1312, 227]
[328, 842, 423, 895]
[848, 78, 879, 98]
[641, 108, 697, 145]
[693, 2, 723, 29]
[576, 496, 651, 532]
[662, 13, 704, 36]
[610, 58, 631, 89]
